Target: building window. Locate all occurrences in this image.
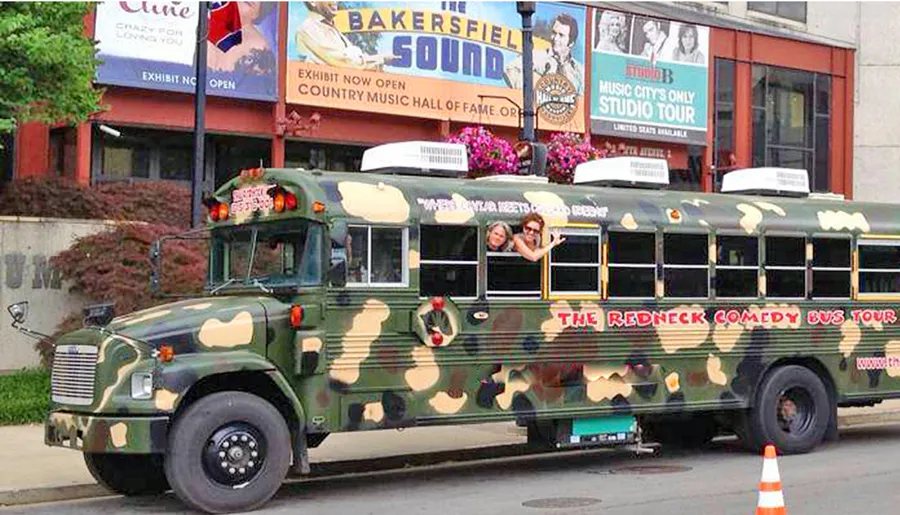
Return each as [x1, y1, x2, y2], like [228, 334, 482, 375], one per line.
[549, 229, 601, 295]
[717, 235, 758, 297]
[285, 141, 367, 172]
[211, 135, 272, 188]
[92, 125, 194, 183]
[420, 225, 477, 297]
[664, 233, 708, 297]
[49, 128, 77, 177]
[608, 231, 655, 298]
[0, 132, 13, 183]
[811, 237, 850, 298]
[347, 225, 407, 286]
[714, 59, 735, 191]
[748, 2, 807, 23]
[752, 65, 831, 192]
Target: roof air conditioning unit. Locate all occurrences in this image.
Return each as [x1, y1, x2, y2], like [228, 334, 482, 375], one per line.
[573, 157, 670, 189]
[720, 167, 810, 197]
[360, 141, 469, 178]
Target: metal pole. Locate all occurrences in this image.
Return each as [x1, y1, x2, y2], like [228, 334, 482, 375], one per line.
[191, 2, 209, 229]
[520, 5, 535, 142]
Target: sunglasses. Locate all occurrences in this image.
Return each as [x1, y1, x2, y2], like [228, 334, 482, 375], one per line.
[523, 225, 541, 234]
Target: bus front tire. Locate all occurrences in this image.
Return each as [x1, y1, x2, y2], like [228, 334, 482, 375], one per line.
[745, 365, 830, 455]
[164, 392, 291, 514]
[84, 452, 169, 496]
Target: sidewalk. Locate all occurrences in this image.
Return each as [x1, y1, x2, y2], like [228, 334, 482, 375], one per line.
[2, 401, 900, 506]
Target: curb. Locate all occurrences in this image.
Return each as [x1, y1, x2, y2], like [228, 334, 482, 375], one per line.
[3, 410, 900, 508]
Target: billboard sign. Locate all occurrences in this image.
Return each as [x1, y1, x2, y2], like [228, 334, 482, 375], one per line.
[286, 2, 587, 132]
[590, 9, 709, 145]
[94, 1, 279, 101]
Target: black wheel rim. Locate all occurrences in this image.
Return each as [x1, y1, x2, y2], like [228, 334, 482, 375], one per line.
[775, 387, 815, 435]
[202, 422, 267, 488]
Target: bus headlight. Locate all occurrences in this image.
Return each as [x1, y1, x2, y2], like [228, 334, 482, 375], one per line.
[131, 372, 153, 399]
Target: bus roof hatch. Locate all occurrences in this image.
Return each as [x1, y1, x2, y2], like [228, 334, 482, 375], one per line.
[573, 157, 670, 189]
[360, 141, 469, 178]
[721, 167, 810, 197]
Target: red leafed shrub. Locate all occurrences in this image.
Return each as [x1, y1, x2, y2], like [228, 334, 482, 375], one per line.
[0, 177, 108, 220]
[0, 178, 192, 228]
[35, 223, 208, 366]
[94, 181, 192, 228]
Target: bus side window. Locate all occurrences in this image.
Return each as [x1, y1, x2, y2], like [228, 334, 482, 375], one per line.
[608, 231, 655, 298]
[548, 228, 601, 296]
[487, 223, 541, 298]
[420, 225, 477, 297]
[663, 233, 708, 297]
[347, 225, 406, 286]
[858, 240, 900, 295]
[766, 236, 805, 298]
[716, 235, 758, 298]
[812, 238, 850, 298]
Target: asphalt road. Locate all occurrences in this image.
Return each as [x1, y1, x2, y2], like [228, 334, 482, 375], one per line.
[5, 424, 900, 515]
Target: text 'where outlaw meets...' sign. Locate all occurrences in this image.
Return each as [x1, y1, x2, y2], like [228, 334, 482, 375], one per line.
[590, 9, 709, 145]
[287, 2, 587, 132]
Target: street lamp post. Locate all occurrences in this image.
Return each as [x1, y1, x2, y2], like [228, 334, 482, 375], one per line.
[517, 1, 536, 143]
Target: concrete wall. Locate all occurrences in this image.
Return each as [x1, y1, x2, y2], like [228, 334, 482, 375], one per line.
[853, 2, 900, 204]
[0, 217, 116, 372]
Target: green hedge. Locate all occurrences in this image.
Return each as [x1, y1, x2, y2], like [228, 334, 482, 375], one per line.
[0, 369, 50, 426]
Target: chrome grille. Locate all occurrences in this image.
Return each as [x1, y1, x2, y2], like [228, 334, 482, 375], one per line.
[52, 345, 98, 405]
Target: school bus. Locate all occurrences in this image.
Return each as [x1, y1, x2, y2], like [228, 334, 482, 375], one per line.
[13, 140, 900, 513]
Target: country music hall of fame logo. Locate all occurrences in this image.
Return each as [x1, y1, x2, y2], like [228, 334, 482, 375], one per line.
[535, 73, 578, 126]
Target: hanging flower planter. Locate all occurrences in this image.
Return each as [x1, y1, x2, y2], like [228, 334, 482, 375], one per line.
[546, 132, 607, 184]
[446, 126, 518, 178]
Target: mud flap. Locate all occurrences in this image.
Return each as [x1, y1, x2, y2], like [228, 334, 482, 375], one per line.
[291, 430, 310, 475]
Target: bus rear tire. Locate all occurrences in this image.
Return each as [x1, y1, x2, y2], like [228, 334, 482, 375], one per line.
[164, 391, 291, 513]
[84, 452, 169, 496]
[745, 365, 830, 455]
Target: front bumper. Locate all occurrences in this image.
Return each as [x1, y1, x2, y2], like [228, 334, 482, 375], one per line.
[46, 411, 169, 454]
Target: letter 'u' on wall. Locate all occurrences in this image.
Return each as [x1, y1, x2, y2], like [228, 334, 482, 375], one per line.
[0, 218, 115, 370]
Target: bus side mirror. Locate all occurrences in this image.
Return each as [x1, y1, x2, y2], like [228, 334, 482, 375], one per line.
[149, 240, 161, 295]
[329, 249, 347, 288]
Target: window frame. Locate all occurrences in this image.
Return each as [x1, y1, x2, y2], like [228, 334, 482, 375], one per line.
[856, 237, 900, 299]
[346, 224, 409, 288]
[764, 232, 807, 300]
[607, 229, 657, 300]
[715, 232, 760, 299]
[747, 2, 807, 23]
[662, 230, 710, 299]
[810, 234, 852, 300]
[418, 224, 479, 299]
[547, 227, 602, 299]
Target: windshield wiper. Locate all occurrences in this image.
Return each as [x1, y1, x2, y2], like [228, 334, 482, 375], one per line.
[246, 228, 259, 282]
[210, 278, 237, 294]
[249, 278, 272, 294]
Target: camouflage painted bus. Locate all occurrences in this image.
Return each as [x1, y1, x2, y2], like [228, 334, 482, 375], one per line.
[13, 141, 900, 513]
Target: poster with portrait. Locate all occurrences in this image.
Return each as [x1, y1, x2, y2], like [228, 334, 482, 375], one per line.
[286, 2, 587, 132]
[94, 1, 279, 101]
[590, 9, 709, 145]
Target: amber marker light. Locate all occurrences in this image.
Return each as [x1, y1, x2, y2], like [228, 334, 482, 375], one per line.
[290, 305, 304, 329]
[158, 345, 175, 363]
[312, 201, 325, 213]
[218, 203, 229, 221]
[273, 192, 286, 212]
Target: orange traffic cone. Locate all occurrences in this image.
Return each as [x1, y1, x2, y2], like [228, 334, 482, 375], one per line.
[756, 444, 786, 514]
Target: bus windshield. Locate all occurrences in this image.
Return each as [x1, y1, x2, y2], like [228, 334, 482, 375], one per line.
[209, 220, 322, 290]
